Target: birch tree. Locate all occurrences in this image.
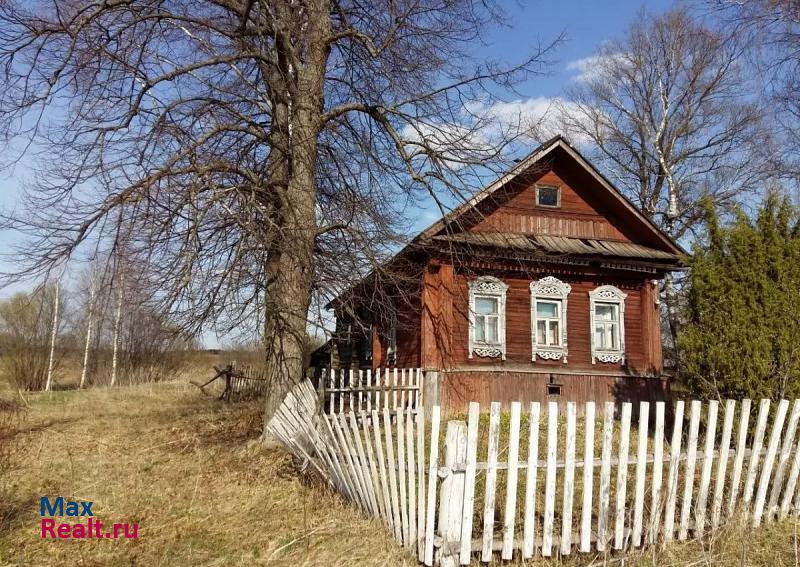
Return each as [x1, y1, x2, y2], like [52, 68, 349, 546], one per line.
[79, 276, 96, 389]
[559, 9, 768, 347]
[0, 285, 64, 390]
[109, 275, 124, 388]
[44, 280, 60, 392]
[0, 1, 559, 422]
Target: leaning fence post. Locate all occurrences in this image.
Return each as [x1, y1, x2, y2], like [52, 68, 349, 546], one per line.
[423, 370, 440, 421]
[436, 420, 467, 567]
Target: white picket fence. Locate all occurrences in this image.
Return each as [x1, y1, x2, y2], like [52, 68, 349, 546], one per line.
[267, 387, 800, 564]
[317, 368, 424, 415]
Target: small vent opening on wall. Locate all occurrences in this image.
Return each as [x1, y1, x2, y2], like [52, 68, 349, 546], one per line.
[546, 375, 562, 396]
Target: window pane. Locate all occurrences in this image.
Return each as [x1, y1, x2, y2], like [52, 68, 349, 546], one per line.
[538, 186, 559, 207]
[474, 317, 485, 342]
[475, 297, 498, 315]
[595, 303, 616, 321]
[595, 325, 605, 348]
[548, 321, 560, 346]
[536, 320, 546, 344]
[595, 322, 619, 350]
[487, 317, 498, 343]
[536, 300, 558, 319]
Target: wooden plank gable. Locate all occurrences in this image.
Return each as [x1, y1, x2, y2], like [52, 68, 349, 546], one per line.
[468, 161, 635, 243]
[422, 136, 683, 256]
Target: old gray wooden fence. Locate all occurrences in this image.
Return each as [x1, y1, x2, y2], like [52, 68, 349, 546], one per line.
[226, 363, 269, 399]
[267, 382, 800, 564]
[317, 368, 424, 415]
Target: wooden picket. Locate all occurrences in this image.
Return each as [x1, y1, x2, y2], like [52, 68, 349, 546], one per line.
[266, 384, 800, 565]
[222, 363, 270, 399]
[318, 367, 424, 416]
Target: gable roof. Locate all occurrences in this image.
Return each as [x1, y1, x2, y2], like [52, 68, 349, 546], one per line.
[414, 135, 685, 256]
[327, 135, 684, 309]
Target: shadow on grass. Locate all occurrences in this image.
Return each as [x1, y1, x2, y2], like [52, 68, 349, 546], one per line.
[0, 491, 39, 535]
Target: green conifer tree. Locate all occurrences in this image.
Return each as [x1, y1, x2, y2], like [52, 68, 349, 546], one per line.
[680, 194, 800, 400]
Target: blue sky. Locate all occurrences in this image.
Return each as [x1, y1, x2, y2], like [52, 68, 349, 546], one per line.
[484, 0, 674, 97]
[0, 1, 676, 346]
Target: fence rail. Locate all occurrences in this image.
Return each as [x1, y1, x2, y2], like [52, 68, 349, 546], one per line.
[267, 386, 800, 564]
[318, 368, 424, 415]
[226, 363, 269, 400]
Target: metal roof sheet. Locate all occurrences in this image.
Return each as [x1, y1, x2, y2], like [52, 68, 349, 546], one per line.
[429, 232, 679, 261]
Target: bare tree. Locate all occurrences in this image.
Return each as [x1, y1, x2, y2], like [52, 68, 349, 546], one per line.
[0, 1, 559, 421]
[558, 9, 768, 348]
[109, 272, 124, 388]
[79, 275, 96, 389]
[44, 280, 60, 392]
[0, 285, 66, 390]
[710, 0, 800, 188]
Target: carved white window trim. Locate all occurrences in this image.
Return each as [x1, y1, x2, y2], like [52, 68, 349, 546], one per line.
[530, 276, 571, 363]
[468, 276, 508, 360]
[589, 285, 627, 364]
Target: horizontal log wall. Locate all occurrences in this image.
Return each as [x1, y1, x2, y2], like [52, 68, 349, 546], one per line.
[447, 270, 661, 374]
[439, 370, 669, 415]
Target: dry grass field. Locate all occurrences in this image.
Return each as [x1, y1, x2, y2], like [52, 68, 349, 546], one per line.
[0, 380, 412, 566]
[2, 376, 800, 566]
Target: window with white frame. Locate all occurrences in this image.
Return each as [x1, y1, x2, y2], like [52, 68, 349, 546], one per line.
[468, 276, 508, 359]
[530, 276, 571, 362]
[589, 285, 627, 364]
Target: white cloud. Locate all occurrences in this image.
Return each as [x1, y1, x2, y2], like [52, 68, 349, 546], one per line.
[566, 52, 627, 83]
[400, 120, 494, 170]
[465, 96, 594, 145]
[398, 95, 599, 169]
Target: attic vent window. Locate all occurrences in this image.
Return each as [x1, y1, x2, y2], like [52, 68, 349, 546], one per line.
[536, 185, 560, 207]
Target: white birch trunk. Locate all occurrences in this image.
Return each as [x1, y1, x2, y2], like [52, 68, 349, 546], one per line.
[110, 275, 124, 387]
[44, 281, 60, 392]
[79, 279, 96, 389]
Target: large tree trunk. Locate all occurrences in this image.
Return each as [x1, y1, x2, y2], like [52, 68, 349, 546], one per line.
[663, 181, 681, 362]
[262, 229, 315, 424]
[261, 0, 330, 427]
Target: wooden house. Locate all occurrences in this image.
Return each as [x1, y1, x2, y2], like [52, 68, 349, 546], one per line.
[319, 136, 684, 413]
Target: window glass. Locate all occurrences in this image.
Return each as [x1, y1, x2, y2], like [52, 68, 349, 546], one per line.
[537, 186, 559, 207]
[595, 323, 618, 349]
[475, 296, 498, 315]
[595, 303, 616, 321]
[548, 321, 560, 345]
[474, 319, 485, 342]
[595, 325, 606, 348]
[536, 320, 547, 344]
[486, 317, 498, 342]
[536, 300, 559, 318]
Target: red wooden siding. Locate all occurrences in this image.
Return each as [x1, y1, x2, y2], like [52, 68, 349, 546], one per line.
[372, 283, 422, 368]
[420, 266, 663, 375]
[362, 146, 670, 405]
[466, 156, 652, 245]
[439, 370, 670, 415]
